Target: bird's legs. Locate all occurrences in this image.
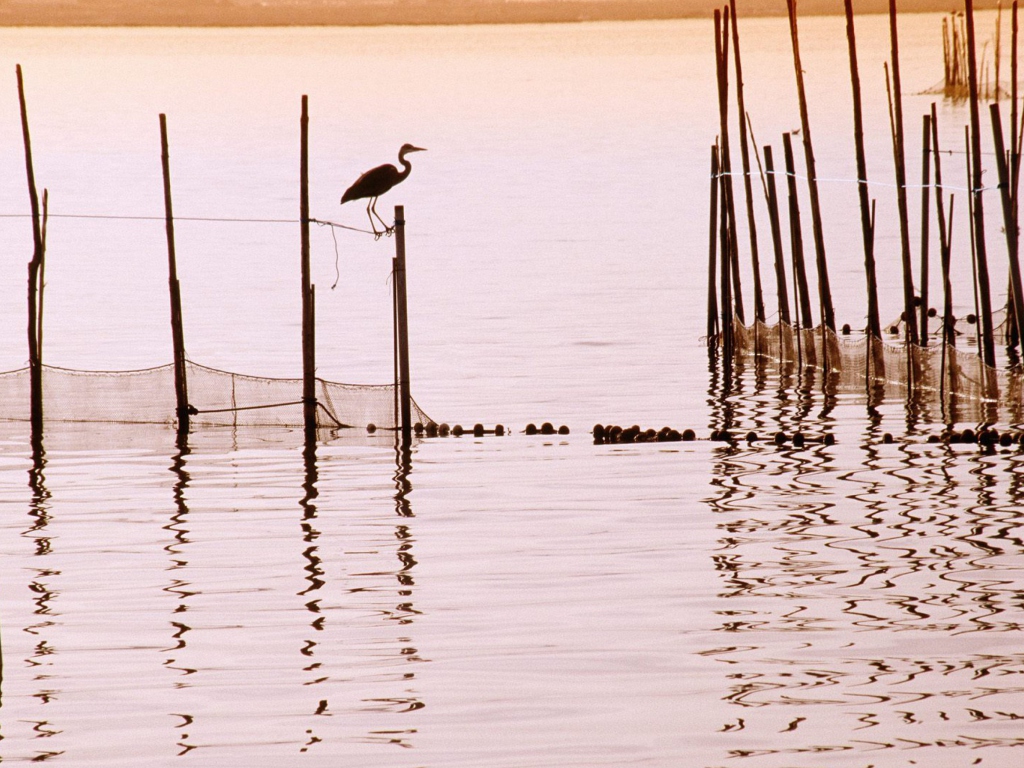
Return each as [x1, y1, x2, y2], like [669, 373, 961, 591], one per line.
[365, 199, 384, 239]
[370, 198, 394, 236]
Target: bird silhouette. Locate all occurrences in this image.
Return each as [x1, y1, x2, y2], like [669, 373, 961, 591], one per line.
[341, 144, 426, 238]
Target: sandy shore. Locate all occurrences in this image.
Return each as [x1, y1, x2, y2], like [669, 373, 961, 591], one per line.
[0, 0, 1003, 27]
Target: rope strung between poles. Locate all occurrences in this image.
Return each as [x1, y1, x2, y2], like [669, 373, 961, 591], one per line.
[711, 169, 999, 194]
[0, 213, 379, 234]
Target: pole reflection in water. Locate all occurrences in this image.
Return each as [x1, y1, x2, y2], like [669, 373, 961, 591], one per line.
[703, 357, 1024, 764]
[299, 439, 327, 754]
[24, 434, 63, 761]
[358, 434, 425, 747]
[164, 431, 197, 756]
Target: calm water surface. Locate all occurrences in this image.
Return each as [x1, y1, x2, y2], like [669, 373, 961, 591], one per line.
[1, 14, 1023, 767]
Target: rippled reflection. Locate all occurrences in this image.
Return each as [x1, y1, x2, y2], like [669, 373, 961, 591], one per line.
[164, 431, 196, 756]
[298, 439, 326, 752]
[704, 359, 1024, 764]
[23, 435, 63, 762]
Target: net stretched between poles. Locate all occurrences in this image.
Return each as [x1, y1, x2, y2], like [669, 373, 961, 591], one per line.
[726, 318, 1024, 425]
[0, 360, 434, 429]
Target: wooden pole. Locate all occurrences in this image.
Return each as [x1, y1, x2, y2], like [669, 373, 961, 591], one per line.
[38, 190, 47, 367]
[966, 126, 984, 355]
[763, 145, 790, 326]
[886, 1, 920, 346]
[707, 144, 720, 347]
[1012, 0, 1021, 349]
[17, 64, 44, 435]
[728, 0, 764, 324]
[719, 166, 734, 363]
[990, 102, 1024, 347]
[783, 132, 816, 368]
[783, 133, 813, 333]
[1013, 0, 1019, 197]
[966, 0, 998, 368]
[714, 8, 745, 325]
[300, 95, 316, 440]
[785, 0, 835, 333]
[393, 205, 412, 441]
[160, 114, 191, 431]
[919, 113, 932, 344]
[844, 0, 882, 342]
[931, 104, 956, 348]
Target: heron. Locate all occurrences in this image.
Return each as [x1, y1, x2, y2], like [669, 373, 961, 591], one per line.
[341, 144, 426, 237]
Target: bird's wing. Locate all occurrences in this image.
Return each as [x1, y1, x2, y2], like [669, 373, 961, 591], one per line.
[342, 163, 399, 203]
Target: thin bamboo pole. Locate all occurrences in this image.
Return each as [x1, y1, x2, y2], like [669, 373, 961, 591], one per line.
[785, 0, 835, 333]
[1012, 0, 1021, 349]
[300, 94, 316, 440]
[729, 0, 764, 324]
[394, 205, 412, 441]
[714, 8, 745, 325]
[1013, 0, 1020, 197]
[844, 0, 882, 343]
[886, 0, 920, 346]
[160, 114, 191, 432]
[17, 64, 44, 435]
[931, 104, 955, 348]
[763, 145, 790, 326]
[990, 102, 1024, 347]
[719, 166, 734, 363]
[39, 190, 47, 366]
[966, 126, 984, 356]
[708, 144, 720, 347]
[783, 132, 815, 368]
[919, 114, 932, 344]
[966, 0, 998, 368]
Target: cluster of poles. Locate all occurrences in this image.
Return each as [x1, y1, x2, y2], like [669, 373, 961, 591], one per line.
[13, 66, 417, 448]
[708, 0, 1024, 399]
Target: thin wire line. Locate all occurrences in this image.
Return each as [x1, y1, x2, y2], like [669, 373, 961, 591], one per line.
[0, 212, 379, 235]
[714, 169, 996, 194]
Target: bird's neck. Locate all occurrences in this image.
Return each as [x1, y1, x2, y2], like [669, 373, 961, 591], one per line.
[397, 151, 413, 180]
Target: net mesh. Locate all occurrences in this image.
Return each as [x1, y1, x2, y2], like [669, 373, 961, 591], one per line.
[0, 360, 434, 429]
[726, 318, 1024, 424]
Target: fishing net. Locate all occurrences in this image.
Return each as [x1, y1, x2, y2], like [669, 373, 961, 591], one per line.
[0, 360, 434, 429]
[726, 318, 1024, 425]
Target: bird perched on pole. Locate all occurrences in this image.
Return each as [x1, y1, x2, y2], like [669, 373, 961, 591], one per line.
[341, 144, 426, 238]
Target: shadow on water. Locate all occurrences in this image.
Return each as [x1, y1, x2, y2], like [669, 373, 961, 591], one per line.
[702, 356, 1024, 763]
[164, 431, 197, 756]
[23, 434, 63, 761]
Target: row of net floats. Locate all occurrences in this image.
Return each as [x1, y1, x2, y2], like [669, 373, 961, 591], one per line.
[365, 422, 570, 437]
[592, 424, 836, 446]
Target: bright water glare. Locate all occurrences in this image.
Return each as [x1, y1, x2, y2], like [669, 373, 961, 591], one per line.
[1, 14, 1024, 767]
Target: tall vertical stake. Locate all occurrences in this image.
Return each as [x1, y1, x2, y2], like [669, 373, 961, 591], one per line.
[18, 64, 44, 436]
[728, 0, 764, 324]
[786, 0, 835, 332]
[707, 144, 721, 348]
[783, 133, 814, 334]
[763, 145, 790, 326]
[714, 8, 745, 325]
[160, 114, 190, 432]
[719, 168, 734, 364]
[966, 0, 997, 369]
[844, 0, 882, 344]
[931, 104, 956, 348]
[989, 103, 1024, 345]
[919, 113, 932, 344]
[393, 205, 412, 441]
[300, 95, 316, 440]
[887, 0, 920, 346]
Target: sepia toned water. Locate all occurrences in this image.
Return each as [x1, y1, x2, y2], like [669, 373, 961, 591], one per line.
[1, 13, 1023, 766]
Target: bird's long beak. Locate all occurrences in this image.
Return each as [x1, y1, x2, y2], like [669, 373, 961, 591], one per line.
[409, 146, 427, 153]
